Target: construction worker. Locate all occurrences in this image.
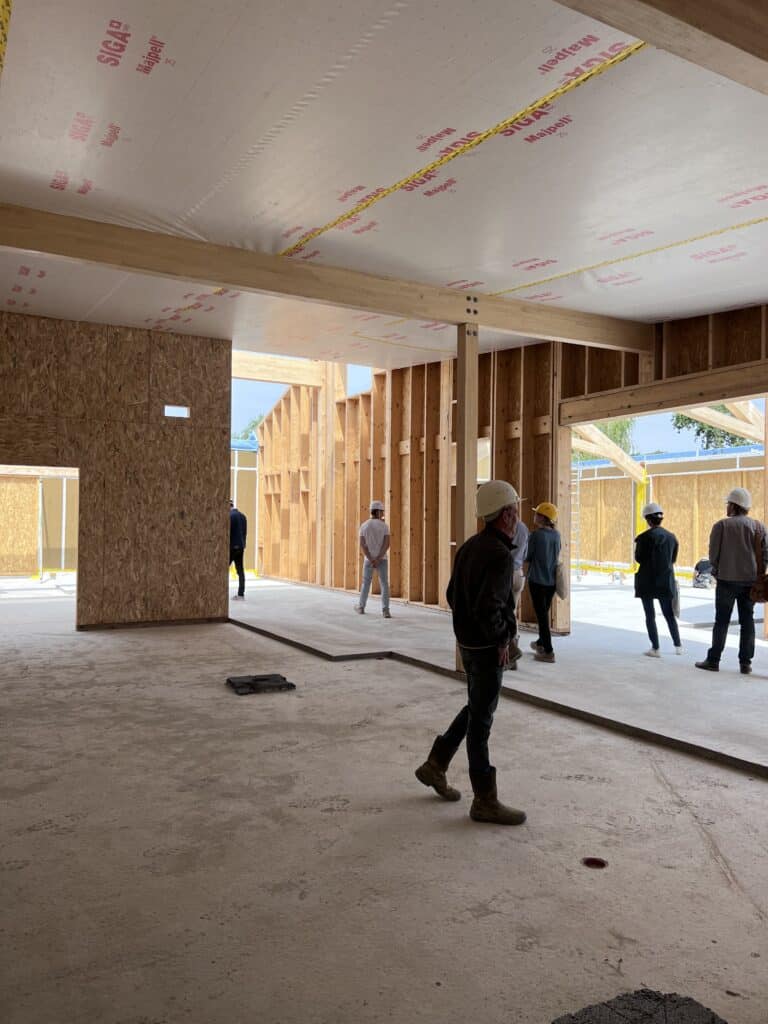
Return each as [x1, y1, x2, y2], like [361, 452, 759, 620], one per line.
[415, 480, 526, 826]
[634, 502, 681, 657]
[696, 487, 767, 674]
[525, 502, 561, 663]
[229, 499, 248, 600]
[354, 500, 391, 618]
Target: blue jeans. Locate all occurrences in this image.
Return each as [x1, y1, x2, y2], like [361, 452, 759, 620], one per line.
[708, 581, 755, 665]
[359, 558, 389, 612]
[441, 646, 503, 774]
[641, 596, 680, 649]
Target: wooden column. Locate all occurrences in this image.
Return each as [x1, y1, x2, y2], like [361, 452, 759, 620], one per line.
[455, 324, 479, 547]
[437, 360, 454, 610]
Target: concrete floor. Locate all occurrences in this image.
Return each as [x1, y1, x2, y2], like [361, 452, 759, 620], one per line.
[2, 586, 767, 1023]
[229, 576, 768, 772]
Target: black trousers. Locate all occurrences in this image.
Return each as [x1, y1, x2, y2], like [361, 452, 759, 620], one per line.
[441, 646, 503, 775]
[708, 581, 755, 665]
[641, 595, 680, 649]
[529, 581, 556, 653]
[230, 547, 245, 596]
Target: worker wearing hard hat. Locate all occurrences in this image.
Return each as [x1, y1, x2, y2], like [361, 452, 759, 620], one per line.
[354, 500, 391, 618]
[525, 501, 562, 663]
[414, 480, 526, 826]
[634, 502, 681, 657]
[696, 487, 768, 674]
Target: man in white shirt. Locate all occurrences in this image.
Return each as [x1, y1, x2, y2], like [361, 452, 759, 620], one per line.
[355, 500, 392, 618]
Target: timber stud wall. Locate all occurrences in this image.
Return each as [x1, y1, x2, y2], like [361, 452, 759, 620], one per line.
[257, 343, 570, 629]
[0, 311, 231, 627]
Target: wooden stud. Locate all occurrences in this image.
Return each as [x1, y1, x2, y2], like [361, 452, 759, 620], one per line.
[437, 360, 454, 610]
[408, 364, 426, 602]
[387, 370, 404, 597]
[455, 325, 479, 548]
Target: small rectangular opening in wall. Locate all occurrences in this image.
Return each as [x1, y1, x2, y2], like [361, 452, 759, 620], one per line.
[164, 405, 190, 418]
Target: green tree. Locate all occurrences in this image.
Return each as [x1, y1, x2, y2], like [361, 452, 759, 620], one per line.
[671, 406, 746, 449]
[573, 417, 635, 461]
[234, 414, 263, 441]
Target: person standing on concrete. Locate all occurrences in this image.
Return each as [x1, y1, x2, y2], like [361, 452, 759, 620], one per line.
[525, 502, 561, 664]
[415, 480, 526, 826]
[507, 517, 530, 672]
[229, 499, 248, 601]
[634, 502, 681, 658]
[354, 500, 391, 618]
[696, 487, 768, 675]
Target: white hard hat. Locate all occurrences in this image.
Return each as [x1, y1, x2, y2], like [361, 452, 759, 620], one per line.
[476, 480, 520, 519]
[370, 499, 385, 512]
[726, 487, 752, 509]
[642, 502, 663, 517]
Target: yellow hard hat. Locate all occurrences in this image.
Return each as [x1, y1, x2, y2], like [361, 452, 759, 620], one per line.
[533, 501, 558, 523]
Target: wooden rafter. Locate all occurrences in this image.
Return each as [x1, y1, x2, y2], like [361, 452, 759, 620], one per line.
[0, 203, 653, 353]
[723, 400, 763, 429]
[683, 405, 762, 443]
[554, 0, 768, 95]
[572, 423, 645, 482]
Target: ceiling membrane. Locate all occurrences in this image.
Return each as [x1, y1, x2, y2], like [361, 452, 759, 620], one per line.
[0, 0, 766, 367]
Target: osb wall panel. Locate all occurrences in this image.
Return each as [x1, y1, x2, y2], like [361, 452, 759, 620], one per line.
[0, 312, 230, 626]
[41, 477, 63, 569]
[0, 476, 37, 574]
[575, 477, 632, 565]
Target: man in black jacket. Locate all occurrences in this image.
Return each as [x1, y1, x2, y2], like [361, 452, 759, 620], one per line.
[229, 500, 248, 600]
[634, 501, 681, 657]
[415, 480, 526, 826]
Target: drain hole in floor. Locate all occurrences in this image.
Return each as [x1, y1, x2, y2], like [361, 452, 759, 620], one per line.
[581, 856, 608, 869]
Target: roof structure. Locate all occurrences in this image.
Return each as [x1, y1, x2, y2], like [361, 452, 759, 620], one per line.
[1, 1, 766, 368]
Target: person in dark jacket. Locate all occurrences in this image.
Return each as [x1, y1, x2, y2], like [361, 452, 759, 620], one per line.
[634, 501, 681, 657]
[414, 480, 526, 827]
[229, 500, 248, 600]
[525, 501, 561, 663]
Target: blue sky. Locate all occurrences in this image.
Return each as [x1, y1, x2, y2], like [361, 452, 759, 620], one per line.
[232, 365, 759, 454]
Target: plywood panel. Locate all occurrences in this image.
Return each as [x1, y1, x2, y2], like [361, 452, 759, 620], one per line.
[424, 361, 441, 605]
[388, 369, 404, 597]
[0, 313, 57, 417]
[561, 345, 587, 399]
[598, 478, 633, 564]
[41, 477, 63, 570]
[0, 311, 230, 627]
[664, 316, 709, 377]
[711, 306, 762, 369]
[0, 476, 38, 574]
[587, 348, 623, 394]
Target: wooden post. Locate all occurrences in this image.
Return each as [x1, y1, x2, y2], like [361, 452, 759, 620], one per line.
[455, 324, 479, 548]
[437, 360, 454, 609]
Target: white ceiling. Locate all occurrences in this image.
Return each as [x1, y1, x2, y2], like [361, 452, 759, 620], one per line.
[1, 0, 766, 367]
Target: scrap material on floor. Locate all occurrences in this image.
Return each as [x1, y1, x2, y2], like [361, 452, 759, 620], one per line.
[229, 577, 768, 773]
[2, 595, 766, 1024]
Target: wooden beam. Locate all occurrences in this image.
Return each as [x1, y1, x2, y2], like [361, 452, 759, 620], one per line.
[232, 351, 323, 387]
[572, 423, 646, 482]
[571, 437, 606, 457]
[554, 0, 768, 95]
[455, 325, 479, 547]
[0, 203, 652, 352]
[724, 399, 763, 429]
[561, 360, 768, 425]
[683, 405, 762, 443]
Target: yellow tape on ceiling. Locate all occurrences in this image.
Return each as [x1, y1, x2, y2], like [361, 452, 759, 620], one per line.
[279, 40, 647, 257]
[0, 0, 12, 74]
[492, 213, 768, 296]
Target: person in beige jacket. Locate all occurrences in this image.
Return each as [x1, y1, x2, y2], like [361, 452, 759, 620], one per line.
[696, 487, 768, 675]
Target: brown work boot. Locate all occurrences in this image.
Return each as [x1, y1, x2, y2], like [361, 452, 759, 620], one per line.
[469, 767, 526, 826]
[534, 650, 555, 663]
[415, 736, 461, 801]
